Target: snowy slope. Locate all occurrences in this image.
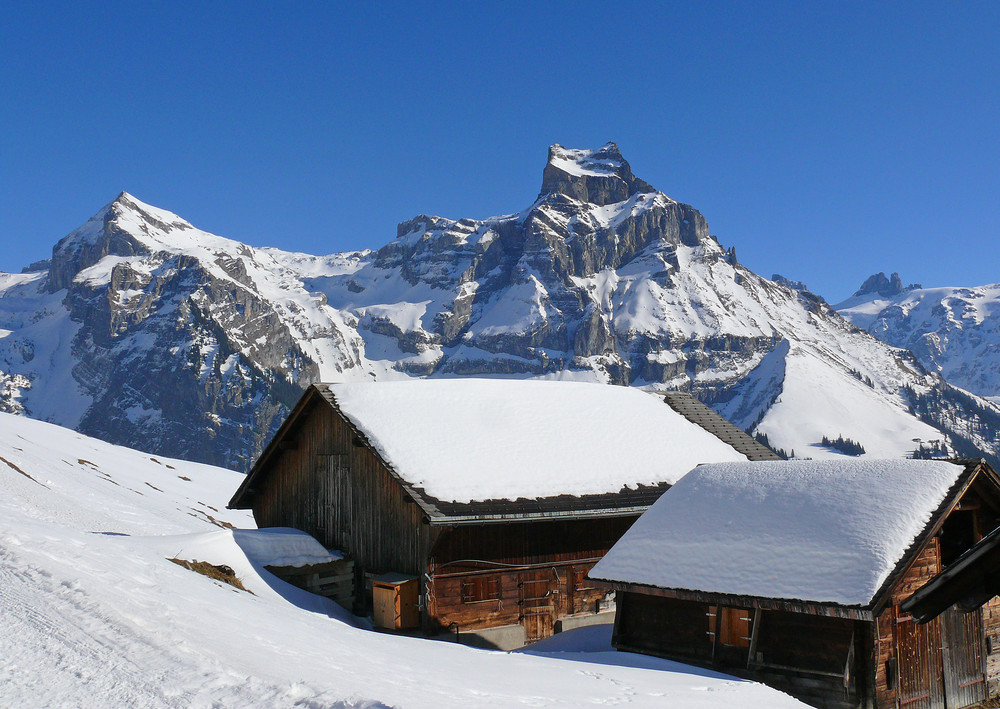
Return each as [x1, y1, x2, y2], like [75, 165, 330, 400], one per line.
[0, 414, 804, 707]
[838, 277, 1000, 398]
[2, 146, 999, 470]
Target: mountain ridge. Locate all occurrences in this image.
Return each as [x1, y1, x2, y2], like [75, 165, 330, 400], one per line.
[838, 275, 1000, 399]
[2, 144, 999, 470]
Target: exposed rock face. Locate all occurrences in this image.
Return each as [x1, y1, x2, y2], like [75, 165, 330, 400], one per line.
[539, 143, 656, 206]
[2, 145, 999, 471]
[853, 272, 921, 299]
[771, 274, 809, 292]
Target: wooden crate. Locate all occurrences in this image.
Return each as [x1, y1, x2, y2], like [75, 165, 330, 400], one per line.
[372, 573, 419, 630]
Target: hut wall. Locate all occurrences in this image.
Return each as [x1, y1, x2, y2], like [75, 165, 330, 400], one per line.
[251, 402, 434, 577]
[985, 596, 1000, 696]
[427, 517, 633, 637]
[874, 538, 943, 709]
[612, 592, 714, 661]
[612, 592, 864, 709]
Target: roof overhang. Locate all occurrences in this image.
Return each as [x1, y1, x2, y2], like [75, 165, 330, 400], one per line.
[902, 522, 1000, 624]
[589, 578, 873, 621]
[869, 459, 996, 616]
[426, 505, 651, 526]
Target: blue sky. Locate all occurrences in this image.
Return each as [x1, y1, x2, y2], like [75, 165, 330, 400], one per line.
[1, 2, 997, 301]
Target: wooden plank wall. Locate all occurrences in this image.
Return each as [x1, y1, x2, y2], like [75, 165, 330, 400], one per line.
[613, 592, 714, 662]
[426, 517, 634, 635]
[428, 560, 608, 636]
[874, 538, 942, 709]
[985, 596, 1000, 696]
[251, 403, 436, 577]
[614, 593, 861, 708]
[430, 517, 634, 568]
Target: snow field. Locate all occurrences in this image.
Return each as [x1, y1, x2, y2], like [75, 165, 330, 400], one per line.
[0, 413, 805, 707]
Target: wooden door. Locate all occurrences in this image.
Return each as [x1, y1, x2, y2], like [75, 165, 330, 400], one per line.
[894, 611, 945, 709]
[519, 570, 555, 641]
[940, 607, 986, 708]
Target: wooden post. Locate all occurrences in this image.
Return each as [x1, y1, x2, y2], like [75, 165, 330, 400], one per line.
[711, 604, 722, 665]
[747, 607, 762, 668]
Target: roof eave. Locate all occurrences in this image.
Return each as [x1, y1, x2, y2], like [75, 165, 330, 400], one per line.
[426, 505, 651, 526]
[589, 578, 873, 620]
[869, 458, 989, 616]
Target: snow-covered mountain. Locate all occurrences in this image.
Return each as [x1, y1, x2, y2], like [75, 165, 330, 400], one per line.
[2, 143, 999, 469]
[838, 273, 1000, 400]
[0, 413, 804, 707]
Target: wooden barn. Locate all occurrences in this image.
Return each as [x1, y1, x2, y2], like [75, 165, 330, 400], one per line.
[588, 458, 1000, 709]
[228, 379, 776, 648]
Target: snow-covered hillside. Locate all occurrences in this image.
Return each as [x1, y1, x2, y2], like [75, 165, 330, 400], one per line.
[0, 414, 804, 707]
[2, 144, 999, 469]
[838, 273, 1000, 399]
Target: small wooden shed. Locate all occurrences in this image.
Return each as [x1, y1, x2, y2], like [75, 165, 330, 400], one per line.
[589, 458, 1000, 709]
[228, 379, 774, 647]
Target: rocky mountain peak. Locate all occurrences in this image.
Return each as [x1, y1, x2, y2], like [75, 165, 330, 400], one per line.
[853, 272, 922, 299]
[46, 191, 196, 292]
[539, 142, 655, 206]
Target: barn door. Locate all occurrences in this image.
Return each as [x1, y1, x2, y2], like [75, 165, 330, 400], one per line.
[894, 610, 945, 709]
[940, 607, 986, 708]
[519, 570, 555, 641]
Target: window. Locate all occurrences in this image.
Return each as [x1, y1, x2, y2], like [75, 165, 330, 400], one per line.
[461, 576, 501, 603]
[707, 605, 753, 647]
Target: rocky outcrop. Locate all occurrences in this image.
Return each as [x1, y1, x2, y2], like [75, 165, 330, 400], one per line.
[539, 143, 655, 206]
[852, 271, 921, 299]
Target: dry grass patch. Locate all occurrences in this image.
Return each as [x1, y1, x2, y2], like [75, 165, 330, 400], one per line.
[168, 558, 252, 593]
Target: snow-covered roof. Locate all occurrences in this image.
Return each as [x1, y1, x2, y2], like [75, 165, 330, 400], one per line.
[319, 379, 748, 505]
[589, 459, 971, 607]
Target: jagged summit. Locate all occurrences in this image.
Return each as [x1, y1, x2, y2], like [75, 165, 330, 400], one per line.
[853, 272, 921, 299]
[46, 191, 197, 291]
[539, 142, 655, 206]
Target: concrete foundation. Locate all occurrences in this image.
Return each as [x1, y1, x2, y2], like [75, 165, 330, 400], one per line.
[555, 610, 616, 633]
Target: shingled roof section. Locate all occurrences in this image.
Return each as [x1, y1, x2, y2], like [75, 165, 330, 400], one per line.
[661, 392, 783, 461]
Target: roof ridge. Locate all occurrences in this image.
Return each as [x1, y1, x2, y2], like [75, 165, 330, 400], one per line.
[661, 392, 783, 461]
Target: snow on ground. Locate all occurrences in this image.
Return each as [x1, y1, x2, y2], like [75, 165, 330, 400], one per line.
[328, 379, 748, 502]
[590, 458, 964, 606]
[0, 413, 804, 707]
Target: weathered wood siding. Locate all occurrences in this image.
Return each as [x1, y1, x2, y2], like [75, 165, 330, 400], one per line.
[613, 592, 714, 661]
[874, 538, 942, 709]
[613, 593, 863, 708]
[251, 402, 436, 577]
[984, 596, 1000, 696]
[427, 517, 633, 637]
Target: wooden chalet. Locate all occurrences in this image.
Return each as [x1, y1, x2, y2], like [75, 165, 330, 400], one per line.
[228, 379, 776, 648]
[588, 458, 1000, 709]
